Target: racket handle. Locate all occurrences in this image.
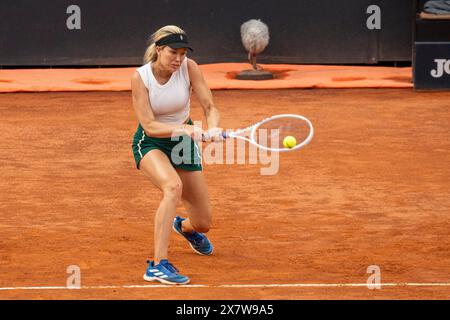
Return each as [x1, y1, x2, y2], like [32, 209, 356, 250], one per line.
[202, 131, 229, 141]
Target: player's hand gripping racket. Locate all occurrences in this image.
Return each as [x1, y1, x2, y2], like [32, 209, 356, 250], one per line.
[205, 114, 314, 152]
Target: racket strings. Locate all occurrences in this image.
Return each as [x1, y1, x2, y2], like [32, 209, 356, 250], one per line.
[253, 117, 310, 150]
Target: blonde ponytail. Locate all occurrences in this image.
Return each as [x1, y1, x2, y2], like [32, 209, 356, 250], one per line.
[143, 43, 157, 64]
[143, 25, 186, 64]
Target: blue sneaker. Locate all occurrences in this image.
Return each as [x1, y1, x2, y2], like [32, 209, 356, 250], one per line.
[143, 259, 190, 285]
[173, 216, 213, 256]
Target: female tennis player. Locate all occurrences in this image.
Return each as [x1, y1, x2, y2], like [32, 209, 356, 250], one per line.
[131, 25, 222, 285]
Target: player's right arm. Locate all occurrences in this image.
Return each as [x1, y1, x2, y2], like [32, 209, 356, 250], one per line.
[131, 71, 204, 139]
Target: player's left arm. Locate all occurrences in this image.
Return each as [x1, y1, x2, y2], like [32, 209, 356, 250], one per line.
[187, 58, 222, 139]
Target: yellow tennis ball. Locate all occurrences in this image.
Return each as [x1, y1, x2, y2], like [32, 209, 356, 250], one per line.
[283, 136, 297, 148]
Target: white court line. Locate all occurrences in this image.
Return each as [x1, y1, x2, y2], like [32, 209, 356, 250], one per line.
[1, 283, 450, 291]
[218, 283, 450, 288]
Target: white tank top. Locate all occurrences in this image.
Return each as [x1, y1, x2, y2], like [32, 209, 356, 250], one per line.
[136, 58, 191, 124]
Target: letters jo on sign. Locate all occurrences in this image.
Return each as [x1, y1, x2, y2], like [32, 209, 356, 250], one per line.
[431, 59, 450, 78]
[414, 42, 450, 90]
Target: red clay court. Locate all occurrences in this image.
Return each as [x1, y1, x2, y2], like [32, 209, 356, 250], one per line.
[1, 86, 449, 299]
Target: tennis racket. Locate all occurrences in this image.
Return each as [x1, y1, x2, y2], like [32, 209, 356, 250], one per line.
[208, 114, 314, 152]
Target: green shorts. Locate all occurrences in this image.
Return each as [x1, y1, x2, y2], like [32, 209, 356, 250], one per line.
[132, 119, 202, 171]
